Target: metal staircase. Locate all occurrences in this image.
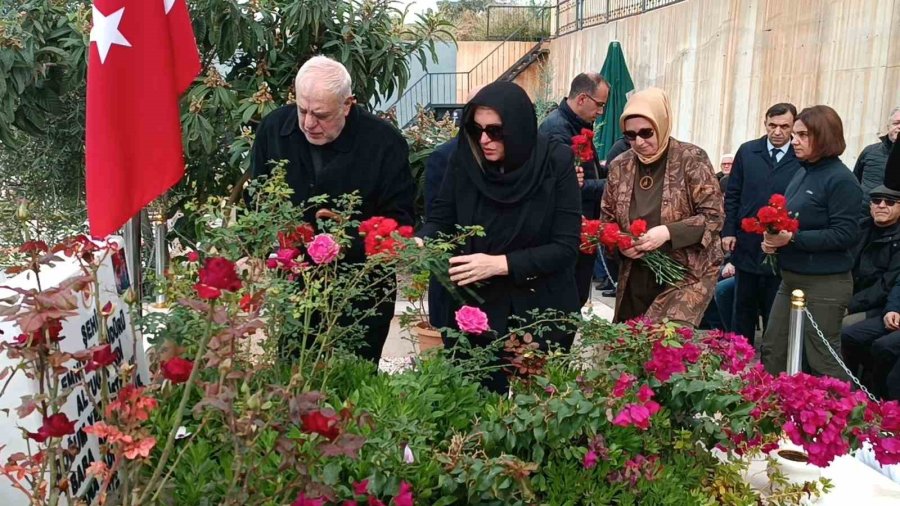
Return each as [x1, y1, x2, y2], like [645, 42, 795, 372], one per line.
[385, 5, 552, 128]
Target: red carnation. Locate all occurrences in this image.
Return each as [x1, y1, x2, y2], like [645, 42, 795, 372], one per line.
[768, 194, 787, 208]
[740, 218, 764, 234]
[397, 225, 414, 238]
[300, 409, 340, 441]
[629, 219, 648, 237]
[186, 251, 199, 262]
[198, 257, 242, 292]
[756, 206, 779, 225]
[161, 356, 193, 384]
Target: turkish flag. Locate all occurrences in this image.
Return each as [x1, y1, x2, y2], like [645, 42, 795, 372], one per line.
[86, 0, 200, 237]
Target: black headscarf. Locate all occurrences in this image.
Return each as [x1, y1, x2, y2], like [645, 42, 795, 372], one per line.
[453, 81, 551, 204]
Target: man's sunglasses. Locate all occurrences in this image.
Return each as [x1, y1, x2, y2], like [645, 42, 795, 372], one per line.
[466, 122, 504, 142]
[623, 128, 655, 141]
[871, 197, 899, 207]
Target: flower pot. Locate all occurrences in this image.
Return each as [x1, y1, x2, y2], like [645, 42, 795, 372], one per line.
[767, 446, 821, 486]
[412, 322, 443, 352]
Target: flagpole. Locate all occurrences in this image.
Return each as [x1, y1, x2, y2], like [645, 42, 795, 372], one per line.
[123, 213, 142, 318]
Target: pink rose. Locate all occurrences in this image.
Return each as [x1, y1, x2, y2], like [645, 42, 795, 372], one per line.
[455, 305, 490, 335]
[307, 234, 340, 265]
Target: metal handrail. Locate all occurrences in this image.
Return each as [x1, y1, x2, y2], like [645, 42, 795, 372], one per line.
[555, 0, 684, 36]
[386, 7, 552, 127]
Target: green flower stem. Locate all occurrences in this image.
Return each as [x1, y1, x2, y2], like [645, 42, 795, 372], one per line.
[137, 301, 216, 505]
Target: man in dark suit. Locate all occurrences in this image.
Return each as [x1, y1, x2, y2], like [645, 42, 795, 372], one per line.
[250, 55, 415, 362]
[722, 103, 801, 345]
[538, 73, 610, 305]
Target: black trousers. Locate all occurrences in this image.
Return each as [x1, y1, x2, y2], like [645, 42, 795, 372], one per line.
[576, 252, 596, 305]
[281, 271, 395, 364]
[733, 269, 781, 345]
[841, 315, 900, 400]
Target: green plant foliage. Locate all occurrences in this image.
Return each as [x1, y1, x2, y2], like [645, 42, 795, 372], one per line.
[0, 0, 453, 246]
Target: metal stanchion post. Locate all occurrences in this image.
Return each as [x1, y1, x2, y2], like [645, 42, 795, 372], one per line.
[123, 213, 142, 317]
[148, 208, 168, 308]
[786, 289, 806, 374]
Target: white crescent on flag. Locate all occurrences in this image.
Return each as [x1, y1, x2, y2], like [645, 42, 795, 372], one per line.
[164, 0, 176, 14]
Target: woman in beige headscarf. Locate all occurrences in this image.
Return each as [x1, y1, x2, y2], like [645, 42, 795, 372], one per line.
[601, 88, 724, 325]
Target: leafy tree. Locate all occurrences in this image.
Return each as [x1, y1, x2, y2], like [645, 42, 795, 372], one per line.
[0, 0, 453, 243]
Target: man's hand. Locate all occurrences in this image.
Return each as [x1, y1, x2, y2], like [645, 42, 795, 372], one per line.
[413, 237, 424, 248]
[722, 262, 735, 279]
[576, 166, 585, 188]
[634, 225, 670, 253]
[885, 312, 900, 330]
[449, 254, 508, 286]
[722, 236, 736, 252]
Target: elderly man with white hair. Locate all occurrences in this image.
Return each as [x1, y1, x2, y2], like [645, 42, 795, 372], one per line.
[250, 55, 415, 363]
[854, 106, 900, 213]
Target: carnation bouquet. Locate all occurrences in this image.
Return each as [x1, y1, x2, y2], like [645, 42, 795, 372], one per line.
[740, 194, 799, 273]
[581, 218, 687, 286]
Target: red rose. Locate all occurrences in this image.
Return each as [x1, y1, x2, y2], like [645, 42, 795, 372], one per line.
[86, 344, 118, 372]
[186, 251, 199, 262]
[198, 257, 242, 292]
[27, 426, 50, 443]
[300, 409, 340, 441]
[278, 224, 315, 248]
[374, 218, 399, 237]
[194, 283, 222, 300]
[629, 219, 648, 237]
[14, 319, 64, 347]
[161, 356, 193, 384]
[43, 413, 76, 438]
[239, 291, 265, 313]
[768, 194, 787, 208]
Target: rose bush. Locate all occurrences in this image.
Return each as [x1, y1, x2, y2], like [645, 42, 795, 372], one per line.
[1, 170, 897, 505]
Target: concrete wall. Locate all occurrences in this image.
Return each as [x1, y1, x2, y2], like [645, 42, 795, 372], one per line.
[376, 41, 457, 108]
[548, 0, 900, 167]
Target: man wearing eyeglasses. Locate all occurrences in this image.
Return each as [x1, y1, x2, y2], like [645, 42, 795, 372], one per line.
[249, 55, 415, 363]
[722, 103, 801, 344]
[842, 142, 900, 400]
[538, 72, 610, 305]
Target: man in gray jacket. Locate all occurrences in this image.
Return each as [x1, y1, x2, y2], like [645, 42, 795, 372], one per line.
[855, 106, 900, 212]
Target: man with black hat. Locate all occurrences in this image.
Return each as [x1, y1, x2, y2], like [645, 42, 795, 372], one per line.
[841, 142, 900, 400]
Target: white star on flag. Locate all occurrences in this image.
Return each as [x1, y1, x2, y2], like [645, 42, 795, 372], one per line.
[164, 0, 176, 14]
[90, 6, 131, 64]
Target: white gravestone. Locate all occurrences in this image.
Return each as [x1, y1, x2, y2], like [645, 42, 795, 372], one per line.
[0, 238, 149, 505]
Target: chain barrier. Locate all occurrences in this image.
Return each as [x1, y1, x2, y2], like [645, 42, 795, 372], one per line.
[597, 250, 618, 289]
[802, 308, 878, 403]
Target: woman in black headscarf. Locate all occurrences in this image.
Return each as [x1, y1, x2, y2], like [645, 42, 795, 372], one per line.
[418, 81, 581, 390]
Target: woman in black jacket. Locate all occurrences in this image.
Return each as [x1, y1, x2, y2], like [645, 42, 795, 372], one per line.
[418, 81, 581, 391]
[760, 105, 862, 378]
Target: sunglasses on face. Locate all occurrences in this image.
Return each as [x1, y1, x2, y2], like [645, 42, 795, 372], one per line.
[466, 122, 504, 142]
[871, 197, 899, 207]
[622, 128, 655, 141]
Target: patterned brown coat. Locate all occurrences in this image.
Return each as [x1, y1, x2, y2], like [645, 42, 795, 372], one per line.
[601, 138, 724, 325]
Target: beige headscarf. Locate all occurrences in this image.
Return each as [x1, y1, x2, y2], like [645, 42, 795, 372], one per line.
[620, 87, 672, 165]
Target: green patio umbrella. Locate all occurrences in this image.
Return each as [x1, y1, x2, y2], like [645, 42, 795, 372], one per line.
[596, 41, 635, 161]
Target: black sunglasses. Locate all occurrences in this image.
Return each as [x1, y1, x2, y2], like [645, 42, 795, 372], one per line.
[623, 128, 655, 141]
[466, 122, 504, 142]
[871, 197, 899, 207]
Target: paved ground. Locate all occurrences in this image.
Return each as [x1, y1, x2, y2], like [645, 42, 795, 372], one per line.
[378, 286, 615, 370]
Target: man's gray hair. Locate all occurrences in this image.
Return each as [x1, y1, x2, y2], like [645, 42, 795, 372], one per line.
[889, 106, 900, 120]
[295, 55, 352, 99]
